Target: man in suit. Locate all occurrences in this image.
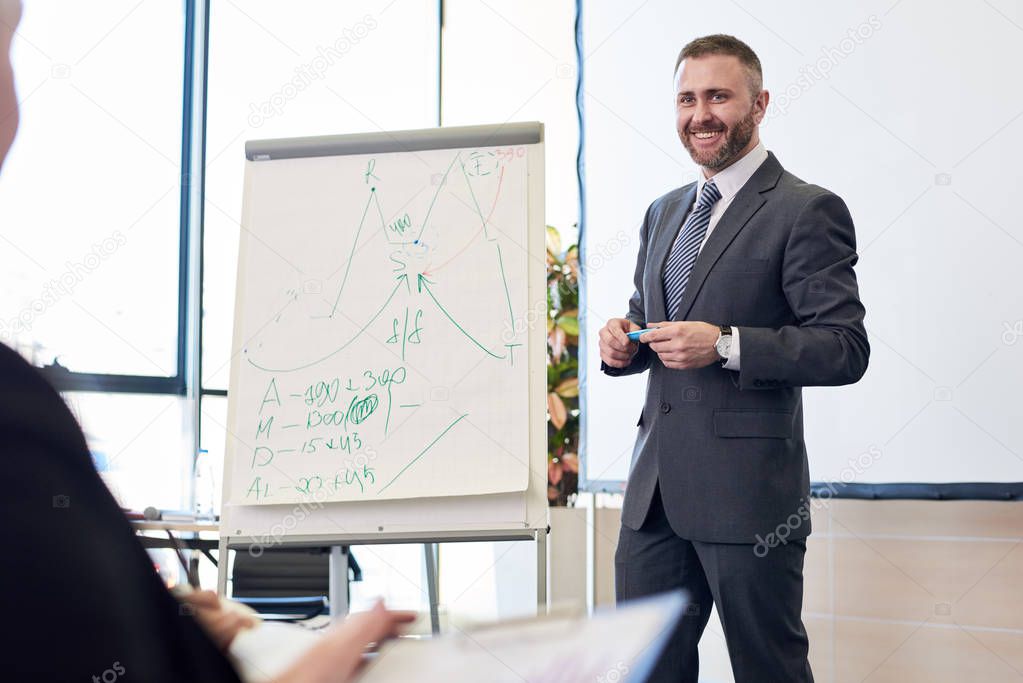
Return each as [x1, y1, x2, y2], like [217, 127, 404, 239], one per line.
[599, 34, 869, 682]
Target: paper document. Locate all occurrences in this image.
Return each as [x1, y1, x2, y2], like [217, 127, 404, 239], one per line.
[358, 592, 685, 683]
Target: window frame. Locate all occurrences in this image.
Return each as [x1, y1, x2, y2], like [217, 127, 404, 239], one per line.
[29, 0, 447, 507]
[36, 0, 204, 398]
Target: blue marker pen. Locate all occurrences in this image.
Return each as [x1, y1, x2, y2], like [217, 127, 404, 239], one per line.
[627, 327, 662, 342]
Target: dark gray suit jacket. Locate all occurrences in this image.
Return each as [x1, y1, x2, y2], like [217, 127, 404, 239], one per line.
[603, 151, 869, 544]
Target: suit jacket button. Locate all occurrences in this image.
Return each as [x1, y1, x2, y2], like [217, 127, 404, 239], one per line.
[660, 402, 671, 414]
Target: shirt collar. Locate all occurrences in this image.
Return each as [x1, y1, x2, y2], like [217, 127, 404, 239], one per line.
[697, 140, 768, 202]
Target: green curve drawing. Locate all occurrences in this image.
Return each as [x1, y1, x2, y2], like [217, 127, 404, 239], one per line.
[418, 275, 505, 360]
[247, 274, 408, 373]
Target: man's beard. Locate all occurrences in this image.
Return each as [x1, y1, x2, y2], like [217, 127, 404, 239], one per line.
[680, 105, 758, 171]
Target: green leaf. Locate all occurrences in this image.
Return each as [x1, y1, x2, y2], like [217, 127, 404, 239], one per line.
[546, 364, 558, 390]
[553, 358, 577, 375]
[556, 315, 579, 336]
[545, 225, 562, 256]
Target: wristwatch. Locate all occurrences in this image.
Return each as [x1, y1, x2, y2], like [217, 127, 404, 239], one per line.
[714, 324, 732, 361]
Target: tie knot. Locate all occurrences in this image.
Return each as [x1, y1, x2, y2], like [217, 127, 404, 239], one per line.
[697, 180, 721, 208]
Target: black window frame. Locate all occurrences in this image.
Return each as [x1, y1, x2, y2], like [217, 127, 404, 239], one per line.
[37, 0, 206, 398]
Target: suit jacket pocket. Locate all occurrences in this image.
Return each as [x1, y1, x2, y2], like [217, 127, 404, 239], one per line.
[712, 257, 769, 274]
[714, 409, 793, 439]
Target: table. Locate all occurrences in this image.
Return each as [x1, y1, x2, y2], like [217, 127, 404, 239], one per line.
[133, 520, 220, 586]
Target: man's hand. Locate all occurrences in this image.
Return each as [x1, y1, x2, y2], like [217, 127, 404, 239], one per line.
[643, 321, 721, 370]
[599, 318, 641, 368]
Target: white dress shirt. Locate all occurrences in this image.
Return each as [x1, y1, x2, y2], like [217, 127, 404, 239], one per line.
[683, 140, 769, 371]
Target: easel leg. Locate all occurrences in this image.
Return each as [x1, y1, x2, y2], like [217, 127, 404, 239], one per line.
[536, 527, 548, 614]
[329, 545, 350, 621]
[216, 538, 228, 597]
[424, 543, 441, 635]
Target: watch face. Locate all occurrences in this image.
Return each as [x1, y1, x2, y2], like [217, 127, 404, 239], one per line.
[716, 335, 732, 358]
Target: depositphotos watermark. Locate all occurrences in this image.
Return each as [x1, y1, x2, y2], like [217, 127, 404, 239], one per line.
[585, 230, 632, 272]
[754, 444, 883, 557]
[247, 15, 378, 128]
[0, 230, 128, 342]
[1002, 320, 1022, 345]
[500, 230, 633, 343]
[767, 15, 882, 119]
[246, 447, 379, 556]
[596, 661, 630, 683]
[246, 490, 328, 557]
[91, 661, 125, 683]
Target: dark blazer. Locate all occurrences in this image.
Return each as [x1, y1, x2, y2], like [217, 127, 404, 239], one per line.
[0, 343, 241, 682]
[603, 151, 869, 544]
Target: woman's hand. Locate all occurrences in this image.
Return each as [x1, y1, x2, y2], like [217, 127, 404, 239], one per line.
[178, 589, 258, 651]
[275, 601, 417, 683]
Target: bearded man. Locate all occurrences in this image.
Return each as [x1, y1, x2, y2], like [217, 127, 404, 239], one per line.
[598, 34, 869, 683]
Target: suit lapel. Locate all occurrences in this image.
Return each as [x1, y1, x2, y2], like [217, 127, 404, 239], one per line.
[673, 152, 784, 322]
[646, 184, 696, 323]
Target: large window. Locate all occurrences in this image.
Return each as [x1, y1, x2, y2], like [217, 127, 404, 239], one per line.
[1, 1, 192, 510]
[1, 1, 184, 377]
[1, 1, 441, 514]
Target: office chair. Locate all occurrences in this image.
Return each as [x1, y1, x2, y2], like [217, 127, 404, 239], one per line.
[230, 546, 361, 622]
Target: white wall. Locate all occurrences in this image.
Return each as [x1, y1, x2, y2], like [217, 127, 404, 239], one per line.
[581, 0, 1023, 486]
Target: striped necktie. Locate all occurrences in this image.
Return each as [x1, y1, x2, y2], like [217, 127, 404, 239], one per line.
[663, 179, 722, 319]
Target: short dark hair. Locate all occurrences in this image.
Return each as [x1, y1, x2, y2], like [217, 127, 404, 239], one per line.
[674, 34, 763, 97]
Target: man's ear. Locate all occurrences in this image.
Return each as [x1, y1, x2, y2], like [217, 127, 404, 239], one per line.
[754, 89, 770, 124]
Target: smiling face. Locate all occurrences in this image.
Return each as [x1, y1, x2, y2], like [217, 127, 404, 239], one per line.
[674, 53, 768, 175]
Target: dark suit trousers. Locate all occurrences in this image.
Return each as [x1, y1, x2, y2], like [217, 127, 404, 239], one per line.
[615, 484, 813, 683]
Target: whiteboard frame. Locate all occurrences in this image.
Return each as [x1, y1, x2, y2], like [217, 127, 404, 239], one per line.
[218, 123, 549, 557]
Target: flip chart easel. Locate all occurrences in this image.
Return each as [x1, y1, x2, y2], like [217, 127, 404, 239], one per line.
[216, 122, 549, 619]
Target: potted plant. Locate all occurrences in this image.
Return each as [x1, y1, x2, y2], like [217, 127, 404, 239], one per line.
[546, 225, 580, 507]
